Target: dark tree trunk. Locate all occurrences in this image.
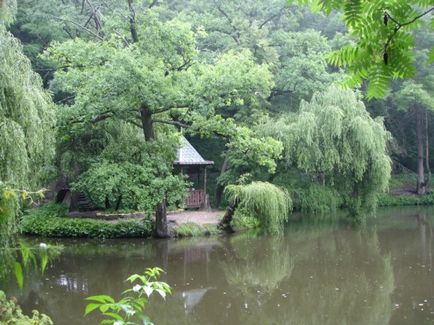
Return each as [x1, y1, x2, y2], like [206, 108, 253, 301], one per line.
[140, 107, 155, 141]
[215, 155, 229, 207]
[115, 195, 122, 211]
[155, 200, 169, 238]
[69, 191, 81, 212]
[127, 0, 139, 43]
[416, 106, 426, 195]
[218, 200, 239, 232]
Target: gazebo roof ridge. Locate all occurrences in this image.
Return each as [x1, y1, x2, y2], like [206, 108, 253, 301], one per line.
[174, 135, 214, 166]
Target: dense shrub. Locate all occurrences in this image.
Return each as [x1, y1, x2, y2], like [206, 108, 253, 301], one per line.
[73, 161, 186, 211]
[21, 205, 153, 239]
[0, 290, 53, 324]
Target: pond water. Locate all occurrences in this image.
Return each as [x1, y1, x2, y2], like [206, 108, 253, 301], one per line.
[3, 206, 434, 324]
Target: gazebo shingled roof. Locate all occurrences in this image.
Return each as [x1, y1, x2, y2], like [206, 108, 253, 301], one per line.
[175, 136, 214, 166]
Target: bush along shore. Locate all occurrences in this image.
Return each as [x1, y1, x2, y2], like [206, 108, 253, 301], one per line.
[377, 192, 434, 207]
[21, 204, 153, 239]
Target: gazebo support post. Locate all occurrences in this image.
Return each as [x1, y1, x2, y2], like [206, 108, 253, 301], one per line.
[203, 166, 208, 209]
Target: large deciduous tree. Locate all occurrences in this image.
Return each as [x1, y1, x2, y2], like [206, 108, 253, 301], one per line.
[45, 4, 275, 237]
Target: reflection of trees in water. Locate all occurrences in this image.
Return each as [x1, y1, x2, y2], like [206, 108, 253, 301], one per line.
[220, 229, 394, 325]
[6, 240, 161, 325]
[5, 228, 397, 325]
[417, 212, 433, 268]
[221, 235, 294, 295]
[381, 210, 434, 324]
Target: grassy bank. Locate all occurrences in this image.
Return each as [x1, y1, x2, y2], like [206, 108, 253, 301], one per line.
[377, 173, 434, 207]
[377, 192, 434, 207]
[21, 204, 153, 239]
[173, 222, 220, 237]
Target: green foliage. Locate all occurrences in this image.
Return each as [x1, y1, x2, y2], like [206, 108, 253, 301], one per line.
[393, 80, 434, 111]
[41, 6, 276, 220]
[73, 161, 186, 212]
[174, 222, 219, 237]
[85, 267, 171, 325]
[218, 127, 283, 186]
[272, 29, 342, 106]
[225, 181, 292, 233]
[294, 0, 434, 98]
[231, 208, 262, 230]
[377, 192, 434, 207]
[0, 290, 53, 324]
[0, 0, 16, 26]
[21, 205, 153, 239]
[262, 86, 391, 216]
[293, 184, 343, 216]
[0, 27, 55, 189]
[0, 183, 19, 244]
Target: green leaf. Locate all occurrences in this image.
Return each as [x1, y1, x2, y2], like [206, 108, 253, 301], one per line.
[14, 262, 24, 289]
[84, 303, 101, 315]
[40, 250, 48, 273]
[104, 312, 123, 320]
[86, 295, 115, 303]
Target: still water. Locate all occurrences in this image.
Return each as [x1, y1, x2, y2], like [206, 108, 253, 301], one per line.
[3, 206, 434, 325]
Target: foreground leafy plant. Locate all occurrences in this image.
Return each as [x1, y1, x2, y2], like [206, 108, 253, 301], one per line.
[294, 0, 433, 98]
[0, 290, 53, 325]
[85, 267, 171, 325]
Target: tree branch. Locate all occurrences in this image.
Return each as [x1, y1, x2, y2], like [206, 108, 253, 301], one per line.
[153, 105, 189, 114]
[215, 3, 240, 44]
[385, 7, 434, 52]
[258, 7, 287, 29]
[149, 0, 158, 8]
[153, 119, 190, 128]
[128, 0, 139, 43]
[47, 14, 104, 41]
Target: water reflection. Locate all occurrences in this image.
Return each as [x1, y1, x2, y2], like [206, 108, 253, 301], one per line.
[5, 207, 434, 324]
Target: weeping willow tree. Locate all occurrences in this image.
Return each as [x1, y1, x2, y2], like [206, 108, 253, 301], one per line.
[0, 183, 18, 247]
[221, 181, 292, 233]
[0, 16, 55, 189]
[261, 86, 392, 217]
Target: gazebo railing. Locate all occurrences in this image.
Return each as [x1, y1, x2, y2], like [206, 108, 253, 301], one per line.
[186, 189, 205, 209]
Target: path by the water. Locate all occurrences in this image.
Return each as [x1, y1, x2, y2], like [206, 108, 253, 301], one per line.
[167, 210, 222, 225]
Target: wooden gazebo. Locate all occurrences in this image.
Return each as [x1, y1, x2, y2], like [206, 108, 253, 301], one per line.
[175, 136, 214, 209]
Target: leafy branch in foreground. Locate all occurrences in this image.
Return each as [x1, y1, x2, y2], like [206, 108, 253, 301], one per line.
[85, 267, 171, 325]
[293, 0, 433, 98]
